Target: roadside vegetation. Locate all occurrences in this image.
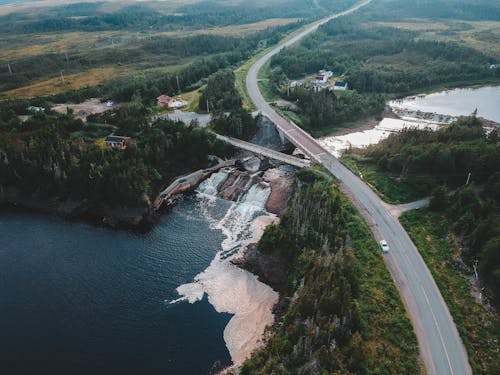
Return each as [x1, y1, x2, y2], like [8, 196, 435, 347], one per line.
[341, 115, 500, 374]
[344, 117, 500, 202]
[341, 155, 425, 204]
[401, 208, 499, 374]
[241, 172, 419, 374]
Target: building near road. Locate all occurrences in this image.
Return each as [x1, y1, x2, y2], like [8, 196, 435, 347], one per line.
[157, 95, 173, 107]
[315, 70, 333, 84]
[105, 136, 130, 150]
[157, 95, 187, 109]
[27, 106, 45, 113]
[333, 81, 348, 91]
[290, 80, 304, 88]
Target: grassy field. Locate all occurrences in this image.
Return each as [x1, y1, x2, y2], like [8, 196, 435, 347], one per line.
[341, 154, 429, 204]
[234, 57, 258, 111]
[0, 18, 300, 61]
[2, 66, 131, 98]
[0, 0, 302, 99]
[400, 209, 500, 375]
[375, 19, 500, 60]
[343, 196, 420, 373]
[256, 59, 280, 102]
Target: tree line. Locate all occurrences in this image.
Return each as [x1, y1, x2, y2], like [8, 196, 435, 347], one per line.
[0, 108, 231, 208]
[1, 21, 301, 94]
[0, 1, 318, 35]
[269, 17, 498, 95]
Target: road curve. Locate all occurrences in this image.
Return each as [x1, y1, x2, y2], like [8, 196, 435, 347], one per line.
[246, 1, 472, 374]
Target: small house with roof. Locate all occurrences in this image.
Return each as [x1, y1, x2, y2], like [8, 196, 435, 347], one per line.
[333, 81, 348, 91]
[157, 95, 173, 107]
[105, 136, 130, 150]
[314, 70, 333, 84]
[157, 95, 187, 109]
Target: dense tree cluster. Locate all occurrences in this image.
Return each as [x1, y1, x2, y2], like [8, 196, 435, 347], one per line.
[199, 70, 242, 112]
[242, 176, 418, 374]
[0, 108, 229, 206]
[364, 117, 499, 185]
[198, 69, 259, 140]
[282, 87, 385, 131]
[211, 110, 259, 140]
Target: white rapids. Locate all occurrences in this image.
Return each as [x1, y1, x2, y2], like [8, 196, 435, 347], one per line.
[171, 171, 279, 366]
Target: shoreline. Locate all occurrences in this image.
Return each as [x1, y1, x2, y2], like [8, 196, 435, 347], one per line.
[0, 158, 297, 371]
[0, 187, 157, 232]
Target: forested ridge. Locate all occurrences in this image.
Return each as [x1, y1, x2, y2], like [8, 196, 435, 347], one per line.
[241, 172, 419, 374]
[0, 107, 230, 207]
[364, 0, 500, 21]
[0, 1, 335, 34]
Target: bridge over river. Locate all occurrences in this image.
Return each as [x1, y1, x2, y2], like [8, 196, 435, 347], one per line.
[214, 134, 311, 168]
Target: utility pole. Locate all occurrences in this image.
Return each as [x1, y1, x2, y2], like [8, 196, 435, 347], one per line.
[176, 75, 181, 94]
[466, 172, 471, 185]
[65, 52, 69, 64]
[60, 71, 65, 85]
[7, 63, 12, 74]
[206, 99, 210, 113]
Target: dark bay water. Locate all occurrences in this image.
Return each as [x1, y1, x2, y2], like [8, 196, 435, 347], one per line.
[0, 198, 232, 375]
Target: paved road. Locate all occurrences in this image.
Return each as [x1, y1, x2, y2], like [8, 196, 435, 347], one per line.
[246, 2, 472, 374]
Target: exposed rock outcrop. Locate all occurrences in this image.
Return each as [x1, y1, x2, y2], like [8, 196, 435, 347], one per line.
[0, 187, 156, 231]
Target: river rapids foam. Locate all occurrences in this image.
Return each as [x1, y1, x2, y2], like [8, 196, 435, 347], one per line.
[171, 171, 279, 366]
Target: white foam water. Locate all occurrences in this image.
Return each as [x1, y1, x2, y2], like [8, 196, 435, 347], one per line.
[171, 171, 279, 366]
[319, 117, 441, 157]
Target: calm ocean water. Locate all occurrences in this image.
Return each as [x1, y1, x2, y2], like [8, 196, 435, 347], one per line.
[0, 197, 233, 375]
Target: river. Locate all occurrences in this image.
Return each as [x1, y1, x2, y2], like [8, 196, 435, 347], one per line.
[319, 85, 500, 156]
[0, 175, 278, 374]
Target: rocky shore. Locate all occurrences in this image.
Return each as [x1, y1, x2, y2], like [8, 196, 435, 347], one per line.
[0, 156, 297, 233]
[0, 187, 156, 231]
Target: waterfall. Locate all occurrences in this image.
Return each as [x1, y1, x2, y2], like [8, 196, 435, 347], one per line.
[196, 170, 229, 197]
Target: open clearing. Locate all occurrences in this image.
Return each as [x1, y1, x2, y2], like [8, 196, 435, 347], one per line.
[2, 66, 130, 98]
[375, 20, 500, 59]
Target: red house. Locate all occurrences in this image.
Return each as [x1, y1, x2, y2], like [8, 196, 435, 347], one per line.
[105, 136, 130, 150]
[157, 95, 173, 107]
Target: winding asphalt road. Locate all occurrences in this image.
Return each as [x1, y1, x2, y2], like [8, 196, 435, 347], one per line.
[246, 1, 472, 374]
